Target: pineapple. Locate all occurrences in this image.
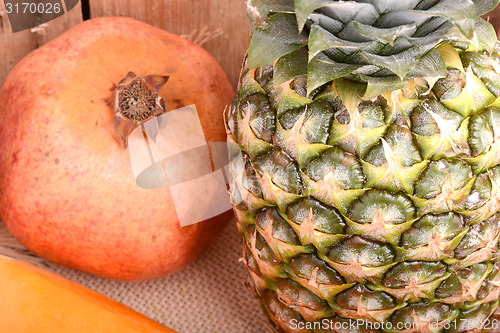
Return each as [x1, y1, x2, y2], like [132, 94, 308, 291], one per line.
[226, 0, 500, 332]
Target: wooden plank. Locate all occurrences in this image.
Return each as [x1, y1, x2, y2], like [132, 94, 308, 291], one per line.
[0, 1, 83, 85]
[88, 0, 250, 89]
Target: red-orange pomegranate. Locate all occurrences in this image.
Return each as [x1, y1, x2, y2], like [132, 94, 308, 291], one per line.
[0, 17, 233, 281]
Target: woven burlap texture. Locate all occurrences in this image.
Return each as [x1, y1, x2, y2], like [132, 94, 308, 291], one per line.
[0, 221, 269, 333]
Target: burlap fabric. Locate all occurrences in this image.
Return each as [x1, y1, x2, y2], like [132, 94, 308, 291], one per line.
[0, 221, 269, 333]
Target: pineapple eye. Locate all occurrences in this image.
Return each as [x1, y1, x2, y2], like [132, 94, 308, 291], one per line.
[410, 98, 463, 136]
[334, 108, 351, 125]
[289, 77, 308, 97]
[348, 189, 416, 224]
[432, 69, 466, 100]
[286, 197, 346, 235]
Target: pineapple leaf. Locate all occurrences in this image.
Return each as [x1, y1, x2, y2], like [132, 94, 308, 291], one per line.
[352, 22, 417, 46]
[247, 0, 295, 23]
[437, 43, 465, 73]
[307, 53, 362, 95]
[406, 48, 447, 79]
[360, 46, 425, 79]
[248, 13, 307, 69]
[318, 2, 379, 26]
[274, 47, 308, 86]
[294, 0, 331, 32]
[378, 10, 437, 30]
[471, 0, 500, 15]
[247, 0, 494, 86]
[369, 0, 421, 14]
[307, 13, 343, 35]
[415, 0, 476, 39]
[407, 17, 456, 48]
[308, 24, 378, 61]
[334, 78, 366, 115]
[362, 75, 409, 99]
[471, 18, 498, 52]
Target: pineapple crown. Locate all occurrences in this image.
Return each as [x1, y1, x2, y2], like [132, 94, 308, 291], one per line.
[247, 0, 500, 97]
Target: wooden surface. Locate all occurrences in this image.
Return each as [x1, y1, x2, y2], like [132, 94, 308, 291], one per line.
[88, 0, 250, 88]
[0, 1, 83, 85]
[0, 0, 250, 89]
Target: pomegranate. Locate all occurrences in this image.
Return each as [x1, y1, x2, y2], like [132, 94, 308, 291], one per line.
[0, 17, 233, 281]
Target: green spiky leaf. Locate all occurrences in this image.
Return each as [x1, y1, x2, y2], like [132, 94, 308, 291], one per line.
[353, 22, 417, 46]
[473, 17, 498, 52]
[360, 46, 425, 79]
[308, 24, 379, 61]
[437, 43, 466, 73]
[472, 0, 500, 15]
[294, 0, 331, 32]
[247, 0, 295, 23]
[406, 48, 447, 79]
[274, 47, 308, 86]
[248, 13, 307, 69]
[307, 53, 362, 95]
[362, 75, 409, 99]
[416, 0, 476, 38]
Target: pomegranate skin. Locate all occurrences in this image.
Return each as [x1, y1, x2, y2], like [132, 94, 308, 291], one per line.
[0, 17, 233, 281]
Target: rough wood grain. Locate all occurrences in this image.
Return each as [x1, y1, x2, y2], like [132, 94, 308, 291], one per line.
[88, 0, 250, 89]
[0, 1, 83, 85]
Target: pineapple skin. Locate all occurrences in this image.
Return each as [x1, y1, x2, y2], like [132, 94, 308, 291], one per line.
[227, 1, 500, 332]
